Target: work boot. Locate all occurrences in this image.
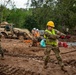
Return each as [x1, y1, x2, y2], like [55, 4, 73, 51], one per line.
[61, 66, 67, 72]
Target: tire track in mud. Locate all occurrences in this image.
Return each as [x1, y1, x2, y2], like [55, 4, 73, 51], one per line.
[0, 64, 41, 75]
[4, 49, 76, 61]
[0, 59, 76, 75]
[2, 49, 76, 75]
[5, 53, 43, 61]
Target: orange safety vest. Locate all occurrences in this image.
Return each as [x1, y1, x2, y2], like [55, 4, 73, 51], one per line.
[34, 32, 40, 37]
[36, 32, 40, 37]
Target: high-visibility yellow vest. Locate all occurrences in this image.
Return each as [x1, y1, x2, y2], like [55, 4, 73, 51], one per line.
[44, 29, 57, 46]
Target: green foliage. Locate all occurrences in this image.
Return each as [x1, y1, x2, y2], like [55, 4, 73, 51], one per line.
[6, 8, 32, 28]
[0, 5, 10, 22]
[23, 15, 38, 31]
[0, 0, 76, 33]
[30, 0, 76, 31]
[55, 0, 76, 29]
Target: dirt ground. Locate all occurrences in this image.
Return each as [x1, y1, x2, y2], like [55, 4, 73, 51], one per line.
[0, 36, 76, 75]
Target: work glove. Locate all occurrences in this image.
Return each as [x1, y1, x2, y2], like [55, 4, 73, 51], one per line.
[51, 35, 59, 39]
[59, 35, 65, 39]
[66, 35, 71, 39]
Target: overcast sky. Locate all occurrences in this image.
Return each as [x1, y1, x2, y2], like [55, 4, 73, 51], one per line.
[0, 0, 31, 9]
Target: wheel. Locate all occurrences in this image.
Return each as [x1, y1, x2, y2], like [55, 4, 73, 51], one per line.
[1, 33, 8, 39]
[1, 34, 5, 39]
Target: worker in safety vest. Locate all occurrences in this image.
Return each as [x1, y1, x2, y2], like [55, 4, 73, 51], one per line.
[32, 28, 41, 46]
[35, 29, 41, 46]
[35, 29, 40, 38]
[44, 21, 65, 70]
[0, 32, 4, 60]
[31, 28, 38, 46]
[31, 28, 36, 37]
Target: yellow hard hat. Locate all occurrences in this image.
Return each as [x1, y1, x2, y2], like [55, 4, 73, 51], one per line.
[47, 21, 55, 27]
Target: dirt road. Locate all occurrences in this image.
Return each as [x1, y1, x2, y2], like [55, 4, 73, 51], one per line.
[0, 38, 76, 75]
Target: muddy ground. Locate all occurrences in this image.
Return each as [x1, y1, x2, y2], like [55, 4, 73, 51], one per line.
[0, 36, 76, 75]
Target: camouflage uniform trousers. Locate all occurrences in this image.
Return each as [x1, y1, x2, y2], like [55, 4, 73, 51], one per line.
[0, 34, 4, 59]
[44, 45, 63, 68]
[0, 45, 4, 58]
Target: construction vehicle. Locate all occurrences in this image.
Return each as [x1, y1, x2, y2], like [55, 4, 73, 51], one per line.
[0, 22, 33, 40]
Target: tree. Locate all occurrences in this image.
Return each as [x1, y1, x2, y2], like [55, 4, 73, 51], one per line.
[7, 8, 32, 28]
[55, 0, 76, 29]
[0, 0, 15, 22]
[23, 15, 38, 31]
[29, 0, 76, 31]
[29, 0, 55, 29]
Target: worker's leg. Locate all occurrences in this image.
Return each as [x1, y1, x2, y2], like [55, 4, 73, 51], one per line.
[52, 47, 67, 71]
[44, 46, 51, 68]
[32, 38, 38, 46]
[52, 47, 64, 67]
[0, 46, 4, 59]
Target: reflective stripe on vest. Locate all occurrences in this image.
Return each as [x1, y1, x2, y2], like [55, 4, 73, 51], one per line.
[44, 29, 57, 46]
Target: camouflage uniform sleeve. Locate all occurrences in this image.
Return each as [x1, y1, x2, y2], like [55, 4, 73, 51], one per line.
[55, 29, 66, 36]
[0, 32, 2, 47]
[44, 31, 58, 39]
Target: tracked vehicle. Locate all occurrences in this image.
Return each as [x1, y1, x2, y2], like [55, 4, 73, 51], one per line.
[0, 22, 33, 40]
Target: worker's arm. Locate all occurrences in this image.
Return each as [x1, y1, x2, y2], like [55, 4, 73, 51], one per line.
[55, 29, 66, 36]
[44, 31, 58, 39]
